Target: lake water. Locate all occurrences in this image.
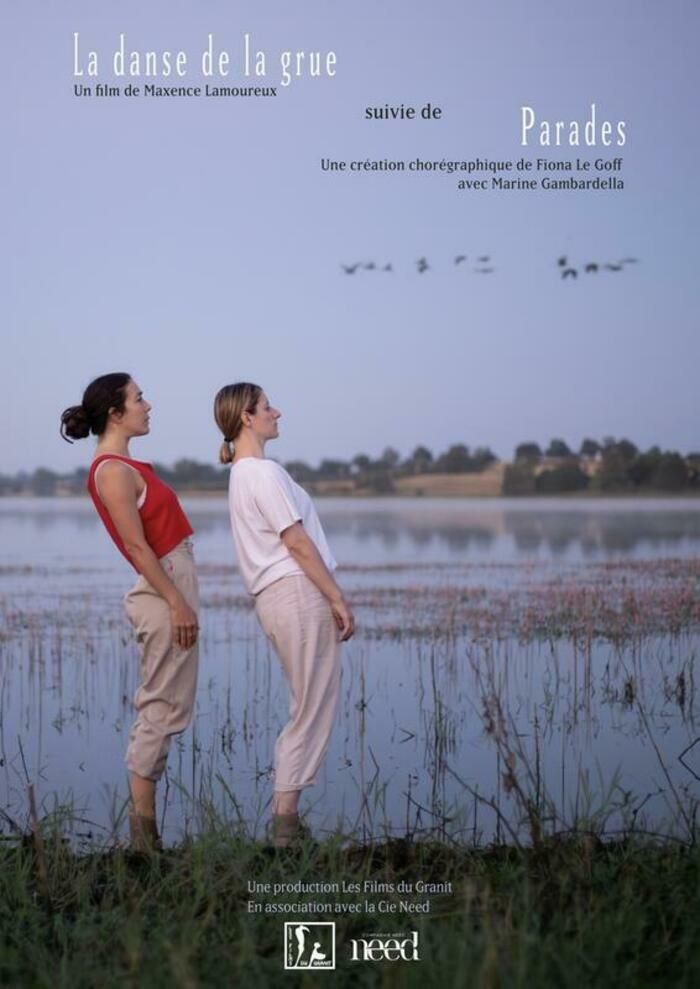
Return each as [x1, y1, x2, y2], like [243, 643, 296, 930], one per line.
[1, 496, 699, 848]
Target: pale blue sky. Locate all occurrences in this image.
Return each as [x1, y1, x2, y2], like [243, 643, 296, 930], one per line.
[4, 0, 699, 473]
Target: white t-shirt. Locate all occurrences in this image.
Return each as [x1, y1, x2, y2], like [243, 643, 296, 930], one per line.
[227, 457, 337, 595]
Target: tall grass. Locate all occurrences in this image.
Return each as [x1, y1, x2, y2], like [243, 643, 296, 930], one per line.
[2, 788, 700, 987]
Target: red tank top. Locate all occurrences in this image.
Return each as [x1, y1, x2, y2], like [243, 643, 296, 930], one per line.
[86, 454, 194, 572]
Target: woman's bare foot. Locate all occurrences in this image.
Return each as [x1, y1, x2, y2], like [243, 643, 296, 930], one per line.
[128, 811, 163, 853]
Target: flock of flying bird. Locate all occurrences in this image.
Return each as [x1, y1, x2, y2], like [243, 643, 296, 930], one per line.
[339, 254, 640, 279]
[557, 255, 638, 279]
[341, 255, 495, 275]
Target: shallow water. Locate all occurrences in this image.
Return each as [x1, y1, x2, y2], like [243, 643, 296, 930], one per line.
[1, 497, 699, 848]
[3, 495, 700, 567]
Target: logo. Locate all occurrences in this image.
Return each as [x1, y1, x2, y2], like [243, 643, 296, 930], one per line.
[349, 931, 420, 962]
[284, 922, 336, 970]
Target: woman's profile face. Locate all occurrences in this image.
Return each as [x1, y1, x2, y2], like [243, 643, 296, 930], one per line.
[114, 379, 152, 436]
[248, 391, 280, 439]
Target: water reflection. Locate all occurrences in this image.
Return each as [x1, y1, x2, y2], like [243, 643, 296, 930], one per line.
[1, 594, 696, 846]
[1, 497, 700, 565]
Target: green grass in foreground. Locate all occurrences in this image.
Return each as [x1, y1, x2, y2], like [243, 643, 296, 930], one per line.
[1, 831, 700, 988]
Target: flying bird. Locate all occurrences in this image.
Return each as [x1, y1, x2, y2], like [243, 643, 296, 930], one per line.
[474, 267, 494, 274]
[604, 263, 623, 272]
[477, 255, 491, 262]
[416, 257, 429, 273]
[341, 263, 360, 274]
[562, 268, 578, 279]
[454, 255, 467, 265]
[584, 263, 599, 273]
[557, 256, 567, 267]
[364, 262, 376, 271]
[382, 263, 393, 272]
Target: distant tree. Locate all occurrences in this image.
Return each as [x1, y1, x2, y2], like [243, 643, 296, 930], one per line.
[9, 470, 29, 494]
[285, 460, 315, 482]
[535, 464, 589, 493]
[627, 447, 662, 488]
[579, 438, 601, 457]
[318, 459, 350, 480]
[602, 437, 637, 461]
[172, 459, 218, 485]
[380, 447, 401, 470]
[514, 442, 542, 463]
[351, 454, 371, 473]
[472, 446, 497, 470]
[404, 445, 433, 475]
[593, 448, 632, 491]
[616, 439, 638, 463]
[686, 453, 700, 489]
[545, 438, 572, 458]
[438, 443, 472, 474]
[31, 468, 57, 496]
[152, 461, 174, 483]
[172, 459, 198, 482]
[0, 474, 20, 494]
[651, 453, 689, 491]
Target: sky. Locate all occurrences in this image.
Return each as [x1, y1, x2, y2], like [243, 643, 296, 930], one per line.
[3, 0, 699, 473]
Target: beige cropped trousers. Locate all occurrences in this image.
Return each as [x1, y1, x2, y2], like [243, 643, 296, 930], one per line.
[254, 573, 342, 792]
[123, 539, 200, 782]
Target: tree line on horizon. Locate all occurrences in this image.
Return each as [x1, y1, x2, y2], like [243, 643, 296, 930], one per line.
[4, 437, 699, 496]
[504, 438, 699, 495]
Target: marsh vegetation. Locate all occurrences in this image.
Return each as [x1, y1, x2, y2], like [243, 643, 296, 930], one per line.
[1, 498, 699, 985]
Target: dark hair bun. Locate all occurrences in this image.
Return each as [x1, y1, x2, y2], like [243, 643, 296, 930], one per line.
[60, 372, 131, 444]
[60, 404, 91, 442]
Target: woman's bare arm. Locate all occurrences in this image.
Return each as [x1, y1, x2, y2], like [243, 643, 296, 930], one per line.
[280, 521, 354, 641]
[96, 461, 198, 647]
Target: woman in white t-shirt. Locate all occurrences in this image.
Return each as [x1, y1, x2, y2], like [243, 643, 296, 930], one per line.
[213, 382, 355, 847]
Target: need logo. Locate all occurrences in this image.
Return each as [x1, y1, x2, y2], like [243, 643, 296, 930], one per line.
[349, 931, 420, 962]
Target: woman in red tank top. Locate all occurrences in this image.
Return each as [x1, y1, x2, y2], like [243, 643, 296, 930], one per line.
[61, 373, 200, 852]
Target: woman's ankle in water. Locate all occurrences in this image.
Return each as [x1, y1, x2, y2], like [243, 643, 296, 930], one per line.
[272, 789, 301, 816]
